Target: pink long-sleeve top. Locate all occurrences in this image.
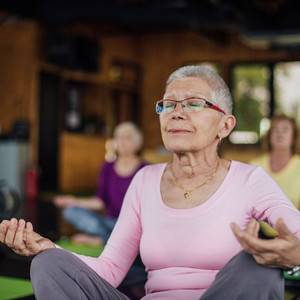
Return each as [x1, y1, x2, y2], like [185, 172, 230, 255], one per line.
[74, 161, 300, 299]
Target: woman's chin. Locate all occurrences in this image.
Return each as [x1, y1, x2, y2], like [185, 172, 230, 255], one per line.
[165, 144, 193, 154]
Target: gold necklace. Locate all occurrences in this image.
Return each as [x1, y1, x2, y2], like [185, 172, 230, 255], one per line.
[172, 159, 220, 200]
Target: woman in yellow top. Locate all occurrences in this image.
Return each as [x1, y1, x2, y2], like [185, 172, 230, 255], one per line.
[250, 115, 300, 209]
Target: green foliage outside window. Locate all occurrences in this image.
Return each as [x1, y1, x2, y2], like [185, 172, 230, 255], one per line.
[231, 64, 270, 136]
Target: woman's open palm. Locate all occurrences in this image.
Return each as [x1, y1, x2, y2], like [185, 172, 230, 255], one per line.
[0, 218, 55, 256]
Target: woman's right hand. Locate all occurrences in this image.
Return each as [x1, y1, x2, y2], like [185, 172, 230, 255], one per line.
[0, 218, 55, 256]
[53, 195, 78, 208]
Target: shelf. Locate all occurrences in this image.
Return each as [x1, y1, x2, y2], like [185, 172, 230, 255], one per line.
[40, 62, 103, 84]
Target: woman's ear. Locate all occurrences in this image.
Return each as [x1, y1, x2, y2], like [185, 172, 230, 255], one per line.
[218, 115, 236, 139]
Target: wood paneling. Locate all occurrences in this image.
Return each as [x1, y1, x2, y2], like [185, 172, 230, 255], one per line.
[59, 132, 106, 192]
[1, 20, 300, 192]
[0, 21, 40, 162]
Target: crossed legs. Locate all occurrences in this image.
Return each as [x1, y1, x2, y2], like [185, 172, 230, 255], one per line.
[30, 249, 284, 300]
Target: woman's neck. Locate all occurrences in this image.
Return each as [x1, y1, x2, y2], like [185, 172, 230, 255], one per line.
[115, 154, 141, 176]
[172, 151, 219, 179]
[269, 149, 293, 173]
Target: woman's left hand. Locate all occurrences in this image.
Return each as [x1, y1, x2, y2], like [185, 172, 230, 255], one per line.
[231, 218, 300, 269]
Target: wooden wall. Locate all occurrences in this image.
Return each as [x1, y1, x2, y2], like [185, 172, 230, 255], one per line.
[0, 21, 40, 162]
[1, 19, 300, 192]
[59, 133, 106, 192]
[0, 20, 145, 192]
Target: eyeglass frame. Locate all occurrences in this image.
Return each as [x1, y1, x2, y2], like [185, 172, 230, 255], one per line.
[155, 97, 227, 115]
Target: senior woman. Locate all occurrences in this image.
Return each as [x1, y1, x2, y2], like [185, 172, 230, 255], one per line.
[1, 65, 300, 300]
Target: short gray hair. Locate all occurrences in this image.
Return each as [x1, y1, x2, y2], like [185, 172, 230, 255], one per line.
[113, 121, 143, 145]
[166, 65, 233, 115]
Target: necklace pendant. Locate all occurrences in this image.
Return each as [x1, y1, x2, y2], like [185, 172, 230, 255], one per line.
[184, 192, 191, 199]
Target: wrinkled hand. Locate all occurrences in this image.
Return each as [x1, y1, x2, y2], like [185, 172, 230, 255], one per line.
[0, 218, 55, 256]
[231, 218, 300, 269]
[53, 195, 77, 208]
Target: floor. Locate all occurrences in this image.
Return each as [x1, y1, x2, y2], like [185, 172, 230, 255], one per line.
[0, 238, 145, 300]
[0, 198, 145, 300]
[0, 243, 35, 300]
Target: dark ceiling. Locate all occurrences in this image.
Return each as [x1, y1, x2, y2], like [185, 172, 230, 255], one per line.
[1, 0, 300, 49]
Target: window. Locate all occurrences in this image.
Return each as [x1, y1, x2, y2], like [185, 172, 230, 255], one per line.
[230, 61, 300, 144]
[274, 62, 300, 123]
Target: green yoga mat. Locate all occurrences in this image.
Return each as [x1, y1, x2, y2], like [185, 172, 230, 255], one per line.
[0, 276, 33, 300]
[56, 236, 104, 257]
[0, 238, 103, 300]
[284, 271, 300, 281]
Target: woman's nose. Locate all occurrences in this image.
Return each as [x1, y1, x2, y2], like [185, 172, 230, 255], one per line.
[171, 102, 186, 119]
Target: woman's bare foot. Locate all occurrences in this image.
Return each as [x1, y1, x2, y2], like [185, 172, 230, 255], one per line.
[71, 233, 104, 246]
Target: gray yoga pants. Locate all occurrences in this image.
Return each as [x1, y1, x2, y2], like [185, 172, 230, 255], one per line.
[30, 248, 284, 300]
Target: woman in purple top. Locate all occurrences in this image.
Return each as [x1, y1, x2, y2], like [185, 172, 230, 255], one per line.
[96, 160, 147, 219]
[54, 121, 147, 245]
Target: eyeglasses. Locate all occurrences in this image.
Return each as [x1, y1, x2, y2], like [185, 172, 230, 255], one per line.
[155, 97, 226, 115]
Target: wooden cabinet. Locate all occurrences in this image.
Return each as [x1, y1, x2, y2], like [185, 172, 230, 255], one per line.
[59, 133, 106, 192]
[38, 61, 142, 192]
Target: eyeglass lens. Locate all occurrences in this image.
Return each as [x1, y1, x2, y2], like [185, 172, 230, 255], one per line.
[156, 98, 205, 114]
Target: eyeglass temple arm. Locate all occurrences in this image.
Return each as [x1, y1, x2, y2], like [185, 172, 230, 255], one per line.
[205, 101, 226, 115]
